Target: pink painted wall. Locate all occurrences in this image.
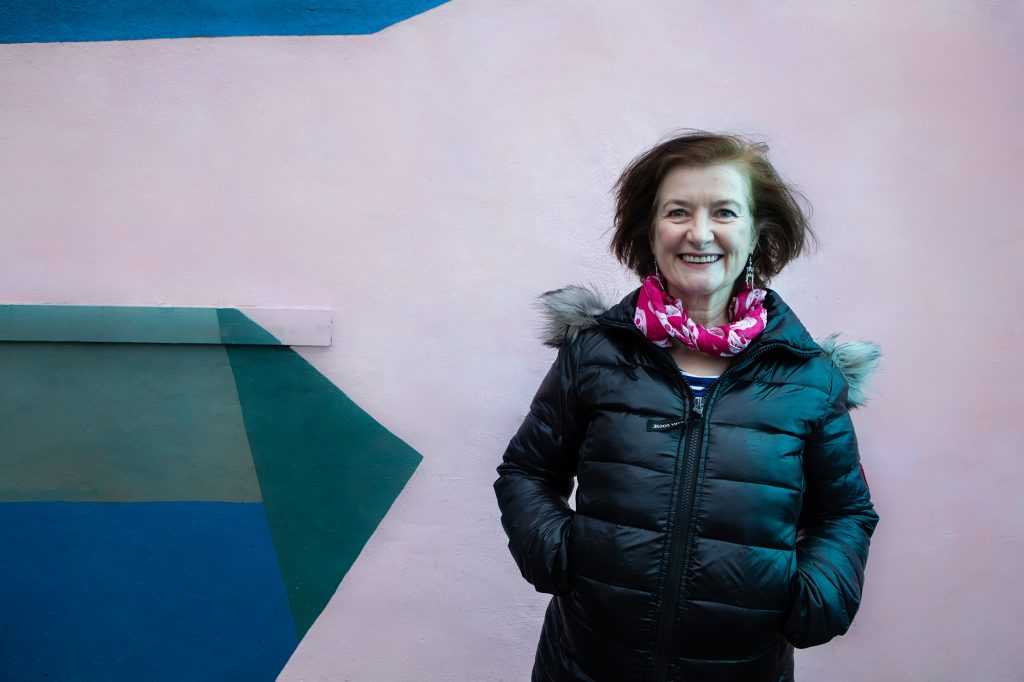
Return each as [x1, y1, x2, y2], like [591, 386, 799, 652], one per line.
[2, 1, 1021, 679]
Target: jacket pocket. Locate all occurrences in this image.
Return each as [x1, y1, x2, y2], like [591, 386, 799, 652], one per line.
[552, 514, 575, 595]
[778, 550, 800, 629]
[562, 515, 578, 594]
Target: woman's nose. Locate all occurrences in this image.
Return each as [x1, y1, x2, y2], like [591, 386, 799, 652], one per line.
[686, 212, 713, 245]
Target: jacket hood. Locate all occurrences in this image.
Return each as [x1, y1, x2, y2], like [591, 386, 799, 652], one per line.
[537, 284, 881, 408]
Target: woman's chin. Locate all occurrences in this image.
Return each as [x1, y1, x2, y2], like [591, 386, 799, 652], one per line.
[666, 278, 728, 303]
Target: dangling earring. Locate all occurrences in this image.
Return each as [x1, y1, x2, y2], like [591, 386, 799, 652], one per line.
[744, 255, 756, 289]
[651, 244, 665, 288]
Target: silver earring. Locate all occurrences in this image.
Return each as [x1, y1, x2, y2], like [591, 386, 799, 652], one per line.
[653, 255, 667, 289]
[745, 256, 756, 289]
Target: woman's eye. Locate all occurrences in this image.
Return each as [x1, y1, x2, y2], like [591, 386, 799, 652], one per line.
[716, 209, 738, 218]
[668, 209, 687, 218]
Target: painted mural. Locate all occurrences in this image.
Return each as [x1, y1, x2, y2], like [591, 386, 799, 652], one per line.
[2, 0, 1020, 679]
[0, 306, 422, 680]
[1, 3, 448, 678]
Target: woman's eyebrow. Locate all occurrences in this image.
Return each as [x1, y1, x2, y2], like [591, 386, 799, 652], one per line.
[662, 198, 742, 208]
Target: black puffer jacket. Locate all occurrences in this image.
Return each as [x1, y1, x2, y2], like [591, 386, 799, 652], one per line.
[494, 285, 880, 682]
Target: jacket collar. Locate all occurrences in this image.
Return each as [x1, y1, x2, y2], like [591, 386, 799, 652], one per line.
[538, 283, 881, 407]
[595, 286, 821, 357]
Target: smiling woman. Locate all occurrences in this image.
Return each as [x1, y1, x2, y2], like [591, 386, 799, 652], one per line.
[653, 164, 755, 322]
[495, 131, 881, 681]
[651, 164, 758, 377]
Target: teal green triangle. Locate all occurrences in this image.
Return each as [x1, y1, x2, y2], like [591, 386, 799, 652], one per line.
[225, 345, 421, 637]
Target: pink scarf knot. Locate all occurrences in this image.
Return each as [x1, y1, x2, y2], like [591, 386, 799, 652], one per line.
[633, 275, 768, 357]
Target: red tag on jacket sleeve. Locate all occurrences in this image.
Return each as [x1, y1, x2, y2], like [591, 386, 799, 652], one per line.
[859, 462, 871, 494]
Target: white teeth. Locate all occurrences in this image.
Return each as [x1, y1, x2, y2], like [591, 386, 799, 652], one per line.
[680, 255, 720, 263]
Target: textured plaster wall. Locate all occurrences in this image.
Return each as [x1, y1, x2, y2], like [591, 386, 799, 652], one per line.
[1, 1, 1021, 680]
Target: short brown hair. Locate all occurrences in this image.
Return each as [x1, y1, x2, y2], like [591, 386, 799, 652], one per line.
[610, 130, 814, 286]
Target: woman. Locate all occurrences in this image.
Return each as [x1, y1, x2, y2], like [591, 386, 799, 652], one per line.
[494, 131, 880, 682]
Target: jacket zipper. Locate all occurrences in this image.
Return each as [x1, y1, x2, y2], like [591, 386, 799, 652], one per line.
[651, 341, 819, 681]
[594, 320, 702, 681]
[597, 318, 817, 681]
[651, 386, 703, 681]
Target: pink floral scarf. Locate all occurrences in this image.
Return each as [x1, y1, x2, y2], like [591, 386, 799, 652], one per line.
[633, 275, 769, 356]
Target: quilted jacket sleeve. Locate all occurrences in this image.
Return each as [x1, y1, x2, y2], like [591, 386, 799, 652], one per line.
[782, 367, 880, 648]
[493, 340, 582, 596]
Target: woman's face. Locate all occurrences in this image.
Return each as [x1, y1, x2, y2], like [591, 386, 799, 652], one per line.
[651, 163, 757, 312]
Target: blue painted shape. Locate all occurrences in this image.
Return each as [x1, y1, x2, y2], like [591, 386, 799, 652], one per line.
[0, 0, 451, 43]
[0, 502, 298, 682]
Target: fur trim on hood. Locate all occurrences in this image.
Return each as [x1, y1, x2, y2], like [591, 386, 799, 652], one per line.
[537, 285, 881, 408]
[538, 285, 610, 348]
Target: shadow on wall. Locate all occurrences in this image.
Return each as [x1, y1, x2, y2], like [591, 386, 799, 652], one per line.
[0, 305, 421, 681]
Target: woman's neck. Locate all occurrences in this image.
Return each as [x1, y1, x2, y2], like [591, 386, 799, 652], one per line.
[667, 288, 731, 327]
[684, 304, 728, 327]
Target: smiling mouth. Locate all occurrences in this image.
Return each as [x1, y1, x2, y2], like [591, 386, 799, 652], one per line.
[679, 254, 722, 264]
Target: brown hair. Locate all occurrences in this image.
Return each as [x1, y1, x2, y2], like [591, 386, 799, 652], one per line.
[610, 130, 814, 287]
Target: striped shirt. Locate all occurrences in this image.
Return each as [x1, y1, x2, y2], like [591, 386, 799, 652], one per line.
[679, 368, 718, 396]
[679, 368, 718, 414]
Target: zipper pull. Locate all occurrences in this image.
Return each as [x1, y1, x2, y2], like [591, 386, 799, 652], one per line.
[692, 395, 704, 416]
